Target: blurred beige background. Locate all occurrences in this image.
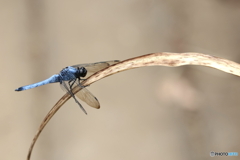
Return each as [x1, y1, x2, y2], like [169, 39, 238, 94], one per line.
[1, 0, 240, 160]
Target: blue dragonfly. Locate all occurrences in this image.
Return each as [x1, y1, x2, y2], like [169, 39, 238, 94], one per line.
[15, 60, 119, 114]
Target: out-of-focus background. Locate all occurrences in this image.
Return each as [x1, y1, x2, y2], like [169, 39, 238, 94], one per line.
[1, 0, 240, 160]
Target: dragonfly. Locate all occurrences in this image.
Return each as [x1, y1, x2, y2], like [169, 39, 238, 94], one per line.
[15, 60, 120, 114]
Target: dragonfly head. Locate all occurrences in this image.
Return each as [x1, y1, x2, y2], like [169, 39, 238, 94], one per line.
[77, 67, 87, 77]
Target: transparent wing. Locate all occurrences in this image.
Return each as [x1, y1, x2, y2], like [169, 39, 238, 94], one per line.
[75, 86, 100, 109]
[60, 81, 87, 114]
[71, 60, 120, 78]
[60, 81, 100, 109]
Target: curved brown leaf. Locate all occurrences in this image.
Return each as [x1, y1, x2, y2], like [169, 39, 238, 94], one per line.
[27, 52, 240, 160]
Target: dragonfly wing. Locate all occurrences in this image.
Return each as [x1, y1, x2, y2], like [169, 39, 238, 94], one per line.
[60, 81, 100, 109]
[72, 60, 120, 78]
[60, 81, 87, 114]
[75, 87, 100, 109]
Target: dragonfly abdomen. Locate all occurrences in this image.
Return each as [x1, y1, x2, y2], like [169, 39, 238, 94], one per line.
[15, 74, 61, 91]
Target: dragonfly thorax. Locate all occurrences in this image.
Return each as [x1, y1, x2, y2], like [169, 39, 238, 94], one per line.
[59, 66, 87, 81]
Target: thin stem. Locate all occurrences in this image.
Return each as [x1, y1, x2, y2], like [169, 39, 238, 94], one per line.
[26, 52, 240, 160]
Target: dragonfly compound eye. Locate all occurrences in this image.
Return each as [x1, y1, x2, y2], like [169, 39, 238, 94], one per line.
[79, 67, 87, 77]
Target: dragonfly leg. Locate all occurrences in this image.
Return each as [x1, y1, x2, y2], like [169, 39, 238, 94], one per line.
[60, 78, 87, 114]
[69, 79, 76, 90]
